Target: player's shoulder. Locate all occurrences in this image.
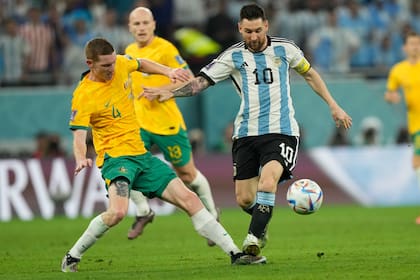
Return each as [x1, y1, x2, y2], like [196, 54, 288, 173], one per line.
[72, 81, 88, 102]
[225, 41, 246, 52]
[72, 71, 99, 97]
[391, 60, 410, 72]
[153, 36, 179, 51]
[153, 36, 172, 45]
[125, 42, 137, 53]
[269, 36, 300, 49]
[118, 54, 138, 67]
[214, 41, 245, 60]
[73, 75, 89, 91]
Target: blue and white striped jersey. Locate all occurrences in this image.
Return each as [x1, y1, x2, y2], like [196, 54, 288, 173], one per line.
[200, 36, 310, 139]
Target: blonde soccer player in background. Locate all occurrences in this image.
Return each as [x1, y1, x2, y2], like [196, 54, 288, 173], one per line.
[125, 7, 219, 245]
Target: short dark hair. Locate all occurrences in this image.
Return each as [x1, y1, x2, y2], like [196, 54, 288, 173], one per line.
[240, 3, 266, 21]
[85, 38, 114, 61]
[404, 31, 420, 44]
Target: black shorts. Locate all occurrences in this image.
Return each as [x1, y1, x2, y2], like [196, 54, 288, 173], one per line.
[232, 133, 299, 182]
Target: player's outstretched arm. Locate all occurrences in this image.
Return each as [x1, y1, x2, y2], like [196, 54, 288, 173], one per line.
[301, 68, 352, 129]
[137, 58, 191, 83]
[143, 76, 211, 102]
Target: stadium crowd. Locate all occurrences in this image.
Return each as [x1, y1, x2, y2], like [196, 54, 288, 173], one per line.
[0, 0, 419, 86]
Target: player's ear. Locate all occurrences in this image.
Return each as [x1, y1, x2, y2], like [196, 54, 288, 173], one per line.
[86, 59, 93, 67]
[152, 19, 156, 32]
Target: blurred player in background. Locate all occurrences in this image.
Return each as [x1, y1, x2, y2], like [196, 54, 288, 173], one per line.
[61, 38, 266, 272]
[143, 3, 352, 260]
[384, 31, 420, 224]
[125, 7, 219, 245]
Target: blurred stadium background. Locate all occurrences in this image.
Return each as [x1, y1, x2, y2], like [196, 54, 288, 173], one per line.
[1, 0, 419, 221]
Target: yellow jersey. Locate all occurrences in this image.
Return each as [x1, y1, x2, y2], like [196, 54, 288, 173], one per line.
[387, 60, 420, 134]
[125, 36, 188, 135]
[69, 55, 147, 167]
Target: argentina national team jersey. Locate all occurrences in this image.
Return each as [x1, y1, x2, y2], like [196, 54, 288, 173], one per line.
[199, 36, 308, 139]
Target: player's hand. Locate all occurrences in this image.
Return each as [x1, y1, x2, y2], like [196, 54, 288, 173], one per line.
[384, 91, 401, 104]
[74, 158, 93, 175]
[143, 87, 174, 102]
[168, 68, 191, 83]
[331, 106, 352, 129]
[168, 68, 190, 83]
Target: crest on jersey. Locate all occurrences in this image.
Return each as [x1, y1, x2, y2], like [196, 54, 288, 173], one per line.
[119, 166, 128, 173]
[274, 57, 282, 66]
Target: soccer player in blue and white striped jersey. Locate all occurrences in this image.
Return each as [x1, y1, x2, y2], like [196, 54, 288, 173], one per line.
[144, 3, 352, 260]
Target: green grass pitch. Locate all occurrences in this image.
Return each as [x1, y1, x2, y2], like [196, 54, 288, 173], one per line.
[1, 205, 419, 280]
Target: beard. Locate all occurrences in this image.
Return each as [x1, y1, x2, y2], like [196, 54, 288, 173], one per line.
[247, 40, 264, 52]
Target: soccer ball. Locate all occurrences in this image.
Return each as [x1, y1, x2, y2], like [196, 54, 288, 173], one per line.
[286, 179, 323, 215]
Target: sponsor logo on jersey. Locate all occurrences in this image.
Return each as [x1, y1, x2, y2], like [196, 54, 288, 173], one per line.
[70, 110, 77, 121]
[239, 61, 248, 69]
[175, 55, 185, 65]
[205, 61, 216, 70]
[124, 54, 133, 60]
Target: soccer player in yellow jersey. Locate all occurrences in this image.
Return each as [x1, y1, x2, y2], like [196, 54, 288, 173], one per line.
[61, 38, 266, 272]
[125, 7, 219, 244]
[385, 31, 420, 224]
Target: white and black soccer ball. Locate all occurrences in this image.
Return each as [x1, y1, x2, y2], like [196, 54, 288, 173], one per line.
[286, 179, 323, 215]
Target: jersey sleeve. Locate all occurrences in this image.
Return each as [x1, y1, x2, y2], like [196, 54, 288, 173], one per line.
[199, 53, 234, 84]
[164, 44, 189, 69]
[69, 91, 91, 130]
[289, 46, 311, 74]
[121, 54, 141, 72]
[386, 66, 399, 91]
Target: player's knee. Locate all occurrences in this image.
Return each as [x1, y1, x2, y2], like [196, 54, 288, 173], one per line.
[107, 209, 127, 226]
[107, 177, 130, 225]
[178, 173, 194, 184]
[115, 207, 128, 220]
[175, 167, 197, 184]
[185, 189, 200, 205]
[258, 177, 278, 192]
[236, 192, 255, 208]
[181, 190, 202, 214]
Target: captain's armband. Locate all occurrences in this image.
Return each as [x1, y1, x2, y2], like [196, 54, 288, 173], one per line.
[293, 58, 311, 75]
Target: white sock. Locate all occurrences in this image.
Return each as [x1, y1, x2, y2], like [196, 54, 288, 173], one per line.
[191, 208, 241, 255]
[415, 168, 420, 189]
[69, 214, 109, 259]
[189, 171, 218, 218]
[130, 190, 151, 216]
